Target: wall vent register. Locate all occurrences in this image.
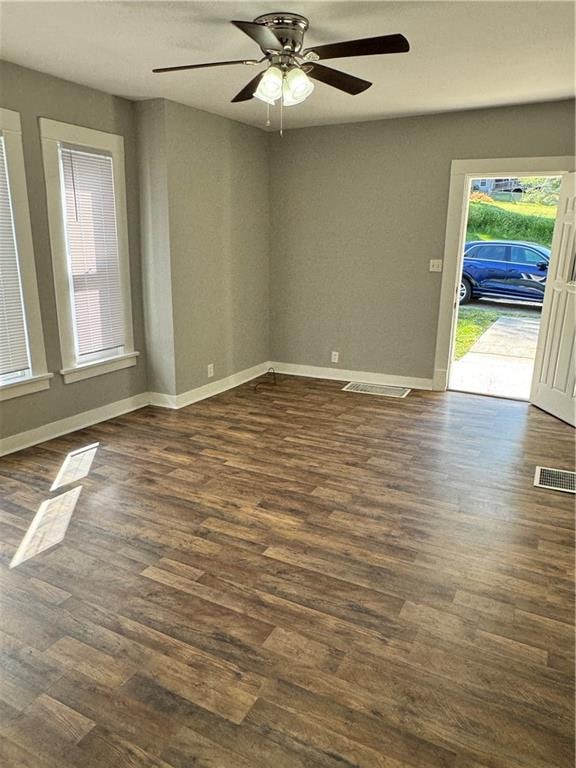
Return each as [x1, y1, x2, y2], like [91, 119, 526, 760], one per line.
[533, 466, 575, 494]
[342, 382, 411, 398]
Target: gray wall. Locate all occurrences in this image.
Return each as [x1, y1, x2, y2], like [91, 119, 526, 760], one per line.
[269, 99, 575, 379]
[166, 100, 270, 393]
[138, 99, 270, 396]
[0, 61, 147, 438]
[137, 100, 177, 395]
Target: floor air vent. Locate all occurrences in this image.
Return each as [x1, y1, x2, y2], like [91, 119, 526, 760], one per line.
[534, 466, 576, 494]
[342, 382, 411, 398]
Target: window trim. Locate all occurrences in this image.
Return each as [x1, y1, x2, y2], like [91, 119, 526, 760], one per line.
[60, 351, 139, 384]
[40, 118, 137, 384]
[0, 107, 51, 400]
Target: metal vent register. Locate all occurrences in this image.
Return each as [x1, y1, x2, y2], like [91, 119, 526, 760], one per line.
[342, 382, 411, 398]
[533, 466, 576, 494]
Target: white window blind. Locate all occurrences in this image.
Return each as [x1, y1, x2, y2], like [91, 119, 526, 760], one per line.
[0, 135, 30, 380]
[59, 145, 125, 360]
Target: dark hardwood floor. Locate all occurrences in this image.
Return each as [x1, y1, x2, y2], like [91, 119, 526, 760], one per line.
[0, 375, 574, 768]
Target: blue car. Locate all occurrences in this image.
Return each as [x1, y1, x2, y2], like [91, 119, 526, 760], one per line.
[460, 240, 550, 304]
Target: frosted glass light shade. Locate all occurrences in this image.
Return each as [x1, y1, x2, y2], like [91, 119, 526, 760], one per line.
[284, 67, 314, 104]
[254, 66, 283, 103]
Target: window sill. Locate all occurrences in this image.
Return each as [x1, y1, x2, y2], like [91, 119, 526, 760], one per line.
[60, 351, 139, 384]
[0, 373, 53, 401]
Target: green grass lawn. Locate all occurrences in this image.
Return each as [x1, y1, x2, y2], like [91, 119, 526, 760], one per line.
[466, 201, 556, 248]
[455, 305, 539, 360]
[455, 307, 501, 359]
[466, 231, 492, 242]
[489, 199, 557, 219]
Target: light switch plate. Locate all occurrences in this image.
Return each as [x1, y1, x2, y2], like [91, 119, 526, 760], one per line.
[429, 259, 443, 272]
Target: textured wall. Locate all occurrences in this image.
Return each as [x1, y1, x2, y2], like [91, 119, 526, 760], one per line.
[269, 100, 575, 379]
[136, 100, 177, 395]
[137, 100, 270, 396]
[165, 100, 270, 393]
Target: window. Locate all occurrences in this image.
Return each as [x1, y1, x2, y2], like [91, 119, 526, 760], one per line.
[0, 136, 28, 380]
[510, 246, 547, 266]
[471, 244, 509, 262]
[0, 108, 51, 401]
[60, 147, 125, 361]
[41, 119, 138, 383]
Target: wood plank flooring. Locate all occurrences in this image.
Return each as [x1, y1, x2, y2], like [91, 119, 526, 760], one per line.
[0, 375, 574, 768]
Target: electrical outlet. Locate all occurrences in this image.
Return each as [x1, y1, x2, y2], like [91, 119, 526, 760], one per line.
[429, 259, 443, 272]
[331, 351, 339, 364]
[207, 363, 214, 378]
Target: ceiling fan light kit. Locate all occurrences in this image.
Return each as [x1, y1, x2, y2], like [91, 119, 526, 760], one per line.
[254, 64, 315, 107]
[153, 11, 409, 129]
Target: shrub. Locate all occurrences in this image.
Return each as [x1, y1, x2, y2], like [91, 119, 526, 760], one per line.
[467, 202, 554, 248]
[469, 191, 494, 203]
[523, 190, 560, 207]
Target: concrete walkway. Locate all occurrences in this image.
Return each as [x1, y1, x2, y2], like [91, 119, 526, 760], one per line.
[450, 315, 540, 400]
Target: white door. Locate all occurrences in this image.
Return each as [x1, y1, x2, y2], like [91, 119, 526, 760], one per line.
[530, 173, 576, 426]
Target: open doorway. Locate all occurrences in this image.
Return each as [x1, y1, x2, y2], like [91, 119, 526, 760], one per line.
[435, 157, 575, 425]
[448, 175, 561, 400]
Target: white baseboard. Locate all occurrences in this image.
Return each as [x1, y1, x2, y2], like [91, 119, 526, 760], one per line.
[149, 362, 271, 409]
[270, 361, 434, 390]
[1, 364, 271, 457]
[0, 392, 150, 457]
[1, 361, 432, 457]
[147, 391, 176, 408]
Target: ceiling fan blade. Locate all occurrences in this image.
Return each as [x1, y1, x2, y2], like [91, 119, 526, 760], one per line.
[231, 72, 265, 103]
[306, 63, 372, 95]
[304, 33, 409, 60]
[231, 20, 283, 52]
[153, 59, 258, 73]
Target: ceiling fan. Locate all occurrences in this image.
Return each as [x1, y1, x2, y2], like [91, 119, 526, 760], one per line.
[153, 13, 410, 108]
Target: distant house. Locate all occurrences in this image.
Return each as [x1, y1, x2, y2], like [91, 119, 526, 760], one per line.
[472, 177, 524, 193]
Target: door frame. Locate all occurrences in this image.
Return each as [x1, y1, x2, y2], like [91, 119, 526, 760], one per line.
[433, 156, 575, 391]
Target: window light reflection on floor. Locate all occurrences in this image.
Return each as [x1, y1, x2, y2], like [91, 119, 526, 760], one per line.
[50, 442, 99, 491]
[9, 486, 82, 568]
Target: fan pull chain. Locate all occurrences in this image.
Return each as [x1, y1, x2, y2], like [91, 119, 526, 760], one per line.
[280, 92, 283, 137]
[266, 102, 271, 128]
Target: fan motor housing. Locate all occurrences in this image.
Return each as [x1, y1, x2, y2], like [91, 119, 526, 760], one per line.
[253, 13, 309, 54]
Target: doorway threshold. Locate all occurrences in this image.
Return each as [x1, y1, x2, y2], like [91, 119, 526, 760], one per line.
[450, 352, 535, 400]
[448, 384, 529, 403]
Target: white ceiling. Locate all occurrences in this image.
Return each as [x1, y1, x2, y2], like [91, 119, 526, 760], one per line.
[0, 1, 574, 130]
